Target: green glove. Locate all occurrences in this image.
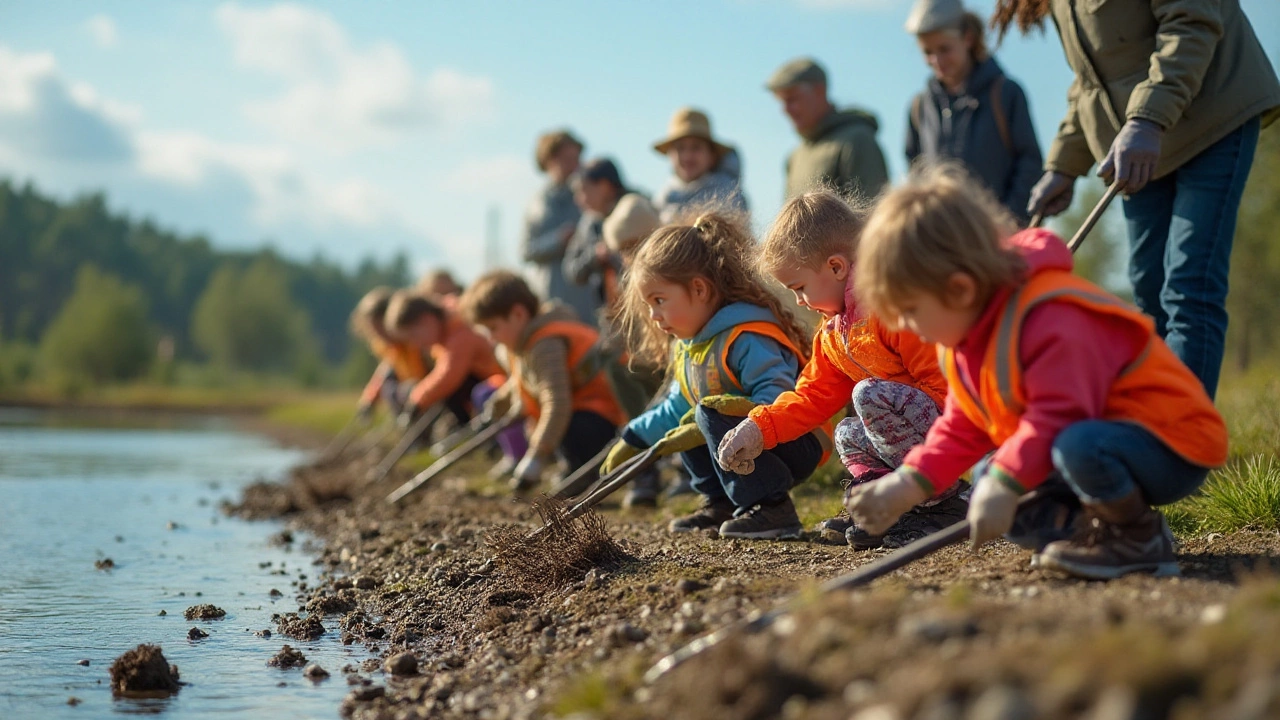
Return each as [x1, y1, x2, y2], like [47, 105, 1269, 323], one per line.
[600, 440, 643, 475]
[652, 423, 706, 457]
[700, 394, 758, 418]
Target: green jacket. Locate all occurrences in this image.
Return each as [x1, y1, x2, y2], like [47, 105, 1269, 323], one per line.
[784, 108, 889, 200]
[1046, 0, 1280, 179]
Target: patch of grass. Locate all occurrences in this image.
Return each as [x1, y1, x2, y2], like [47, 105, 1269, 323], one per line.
[266, 393, 363, 437]
[1165, 455, 1280, 534]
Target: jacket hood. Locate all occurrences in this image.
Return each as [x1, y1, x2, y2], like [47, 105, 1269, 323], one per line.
[805, 108, 880, 142]
[691, 302, 779, 343]
[1009, 228, 1074, 275]
[929, 56, 1005, 98]
[518, 301, 580, 350]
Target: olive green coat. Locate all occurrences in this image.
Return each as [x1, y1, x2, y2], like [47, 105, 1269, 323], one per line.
[1046, 0, 1280, 179]
[784, 108, 890, 200]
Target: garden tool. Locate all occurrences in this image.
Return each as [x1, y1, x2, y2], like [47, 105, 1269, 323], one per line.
[386, 416, 520, 505]
[363, 404, 445, 486]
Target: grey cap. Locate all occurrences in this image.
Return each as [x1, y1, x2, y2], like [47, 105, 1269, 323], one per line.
[765, 57, 827, 91]
[904, 0, 965, 34]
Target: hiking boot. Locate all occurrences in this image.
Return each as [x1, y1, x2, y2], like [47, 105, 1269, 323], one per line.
[623, 468, 661, 509]
[879, 493, 969, 549]
[1036, 491, 1179, 580]
[718, 496, 803, 540]
[668, 497, 735, 533]
[1005, 479, 1082, 551]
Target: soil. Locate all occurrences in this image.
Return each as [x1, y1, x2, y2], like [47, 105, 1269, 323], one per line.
[228, 446, 1280, 720]
[109, 644, 180, 697]
[183, 603, 226, 620]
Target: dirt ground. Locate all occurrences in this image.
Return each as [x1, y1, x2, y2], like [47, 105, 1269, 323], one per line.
[228, 439, 1280, 720]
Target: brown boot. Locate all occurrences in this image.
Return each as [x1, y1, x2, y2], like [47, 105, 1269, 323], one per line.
[1036, 491, 1179, 580]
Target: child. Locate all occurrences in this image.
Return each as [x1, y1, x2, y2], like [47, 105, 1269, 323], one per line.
[846, 165, 1227, 579]
[417, 269, 464, 311]
[606, 212, 825, 540]
[384, 290, 528, 474]
[651, 108, 748, 224]
[716, 190, 958, 549]
[459, 271, 628, 491]
[351, 287, 429, 419]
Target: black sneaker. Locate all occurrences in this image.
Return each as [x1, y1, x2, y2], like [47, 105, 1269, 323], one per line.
[1006, 479, 1082, 551]
[668, 497, 735, 533]
[718, 496, 803, 540]
[879, 494, 969, 549]
[845, 523, 886, 550]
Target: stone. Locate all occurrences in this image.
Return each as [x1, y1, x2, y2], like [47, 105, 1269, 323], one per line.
[303, 663, 330, 680]
[187, 627, 209, 640]
[385, 652, 419, 676]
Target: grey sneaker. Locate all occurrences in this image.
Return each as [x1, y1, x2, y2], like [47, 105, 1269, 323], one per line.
[718, 496, 803, 540]
[668, 497, 735, 533]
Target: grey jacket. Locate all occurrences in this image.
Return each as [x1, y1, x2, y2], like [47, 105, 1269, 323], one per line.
[521, 180, 598, 321]
[652, 149, 749, 223]
[906, 57, 1044, 224]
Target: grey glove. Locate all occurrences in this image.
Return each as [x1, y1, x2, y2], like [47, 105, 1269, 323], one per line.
[355, 402, 373, 423]
[1098, 118, 1163, 194]
[1026, 171, 1076, 219]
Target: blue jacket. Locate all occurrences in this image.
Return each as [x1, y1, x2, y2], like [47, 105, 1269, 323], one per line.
[906, 57, 1043, 224]
[622, 302, 801, 447]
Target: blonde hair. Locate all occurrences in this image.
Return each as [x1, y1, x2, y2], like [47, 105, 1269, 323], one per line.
[418, 268, 462, 297]
[384, 290, 444, 332]
[856, 163, 1023, 323]
[761, 189, 868, 274]
[459, 270, 540, 324]
[350, 286, 394, 341]
[618, 212, 811, 369]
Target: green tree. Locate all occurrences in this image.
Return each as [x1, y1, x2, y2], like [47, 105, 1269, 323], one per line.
[192, 258, 318, 373]
[39, 265, 152, 386]
[1225, 128, 1280, 371]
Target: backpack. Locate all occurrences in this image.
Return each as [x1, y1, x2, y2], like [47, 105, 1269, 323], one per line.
[912, 75, 1011, 153]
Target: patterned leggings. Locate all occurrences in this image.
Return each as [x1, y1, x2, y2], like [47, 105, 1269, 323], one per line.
[834, 378, 952, 502]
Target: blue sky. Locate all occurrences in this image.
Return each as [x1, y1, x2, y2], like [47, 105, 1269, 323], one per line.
[1, 0, 1277, 280]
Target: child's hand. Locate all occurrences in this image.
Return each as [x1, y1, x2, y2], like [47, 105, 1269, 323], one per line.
[717, 419, 764, 475]
[968, 473, 1022, 550]
[845, 471, 930, 535]
[601, 441, 643, 475]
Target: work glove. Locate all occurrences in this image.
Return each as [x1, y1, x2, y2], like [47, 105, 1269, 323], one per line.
[717, 418, 764, 475]
[845, 469, 931, 536]
[513, 455, 544, 485]
[1099, 118, 1163, 194]
[700, 394, 758, 418]
[652, 423, 706, 457]
[355, 402, 374, 424]
[600, 440, 643, 475]
[1026, 171, 1076, 219]
[967, 472, 1022, 551]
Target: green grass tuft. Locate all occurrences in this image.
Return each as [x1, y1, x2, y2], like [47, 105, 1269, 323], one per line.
[1165, 455, 1280, 534]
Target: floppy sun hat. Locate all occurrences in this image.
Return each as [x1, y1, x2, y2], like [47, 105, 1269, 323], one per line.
[653, 107, 732, 157]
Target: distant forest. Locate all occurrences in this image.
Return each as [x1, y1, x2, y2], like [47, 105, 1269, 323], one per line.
[0, 180, 412, 389]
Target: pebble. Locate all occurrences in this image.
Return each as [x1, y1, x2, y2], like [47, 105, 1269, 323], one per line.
[430, 542, 449, 553]
[303, 663, 330, 680]
[850, 704, 902, 720]
[965, 685, 1033, 720]
[1200, 604, 1227, 624]
[67, 697, 82, 706]
[354, 575, 377, 590]
[76, 659, 90, 666]
[675, 578, 705, 594]
[157, 610, 166, 616]
[187, 627, 209, 640]
[347, 685, 386, 703]
[269, 589, 283, 598]
[385, 652, 419, 676]
[256, 629, 273, 638]
[611, 623, 648, 645]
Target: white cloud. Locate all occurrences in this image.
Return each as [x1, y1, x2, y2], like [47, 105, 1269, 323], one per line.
[215, 2, 494, 151]
[85, 14, 119, 50]
[441, 155, 540, 199]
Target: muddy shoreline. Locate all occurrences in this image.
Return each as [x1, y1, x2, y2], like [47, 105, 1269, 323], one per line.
[227, 425, 1280, 720]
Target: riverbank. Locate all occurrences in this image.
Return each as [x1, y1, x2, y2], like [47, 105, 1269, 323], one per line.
[230, 404, 1280, 720]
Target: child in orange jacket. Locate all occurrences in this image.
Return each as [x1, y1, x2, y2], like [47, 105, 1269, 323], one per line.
[352, 287, 430, 419]
[846, 165, 1226, 579]
[716, 190, 957, 548]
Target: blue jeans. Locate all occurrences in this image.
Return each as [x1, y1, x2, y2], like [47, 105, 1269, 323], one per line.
[682, 405, 823, 512]
[1051, 420, 1209, 505]
[1122, 116, 1260, 398]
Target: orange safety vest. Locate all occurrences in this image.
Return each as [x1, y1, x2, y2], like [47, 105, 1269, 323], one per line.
[370, 337, 429, 380]
[516, 320, 628, 428]
[674, 320, 833, 460]
[941, 270, 1228, 470]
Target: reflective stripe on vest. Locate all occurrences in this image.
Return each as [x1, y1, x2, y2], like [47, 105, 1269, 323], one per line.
[674, 321, 803, 406]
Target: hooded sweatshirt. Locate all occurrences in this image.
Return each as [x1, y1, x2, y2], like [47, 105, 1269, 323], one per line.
[622, 302, 802, 448]
[406, 312, 505, 410]
[902, 229, 1219, 494]
[784, 108, 890, 201]
[652, 149, 749, 224]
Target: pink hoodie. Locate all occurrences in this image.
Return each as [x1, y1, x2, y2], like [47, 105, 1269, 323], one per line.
[904, 229, 1152, 492]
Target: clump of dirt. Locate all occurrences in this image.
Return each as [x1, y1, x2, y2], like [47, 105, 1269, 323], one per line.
[276, 612, 325, 640]
[267, 644, 308, 668]
[94, 558, 115, 570]
[183, 604, 225, 620]
[487, 496, 636, 591]
[108, 644, 180, 697]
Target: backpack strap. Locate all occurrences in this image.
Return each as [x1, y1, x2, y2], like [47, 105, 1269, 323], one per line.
[989, 75, 1012, 154]
[910, 94, 923, 133]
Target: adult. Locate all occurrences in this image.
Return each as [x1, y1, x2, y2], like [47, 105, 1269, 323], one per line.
[521, 130, 597, 321]
[1006, 0, 1280, 398]
[562, 158, 628, 322]
[904, 0, 1043, 224]
[651, 107, 749, 223]
[767, 57, 890, 201]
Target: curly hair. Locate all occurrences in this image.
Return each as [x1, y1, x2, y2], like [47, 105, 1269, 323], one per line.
[990, 0, 1051, 43]
[617, 212, 812, 369]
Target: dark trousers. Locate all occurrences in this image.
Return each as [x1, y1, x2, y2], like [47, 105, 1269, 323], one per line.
[560, 410, 618, 471]
[683, 405, 822, 512]
[443, 373, 483, 425]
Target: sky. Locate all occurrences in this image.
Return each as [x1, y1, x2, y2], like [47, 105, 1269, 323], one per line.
[1, 0, 1277, 281]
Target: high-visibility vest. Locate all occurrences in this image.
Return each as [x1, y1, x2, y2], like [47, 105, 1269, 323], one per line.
[941, 269, 1228, 470]
[516, 320, 627, 428]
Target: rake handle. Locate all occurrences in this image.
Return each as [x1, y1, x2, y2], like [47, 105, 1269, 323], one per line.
[524, 447, 660, 542]
[386, 416, 518, 504]
[365, 404, 445, 486]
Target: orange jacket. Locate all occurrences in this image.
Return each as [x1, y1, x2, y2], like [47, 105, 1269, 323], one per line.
[407, 313, 506, 410]
[749, 311, 947, 449]
[360, 338, 429, 405]
[516, 320, 627, 429]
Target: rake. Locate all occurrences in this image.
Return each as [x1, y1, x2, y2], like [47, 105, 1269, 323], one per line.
[386, 416, 519, 504]
[363, 404, 445, 486]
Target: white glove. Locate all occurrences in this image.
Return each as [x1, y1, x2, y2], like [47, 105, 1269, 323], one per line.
[717, 419, 764, 475]
[968, 472, 1021, 550]
[513, 455, 544, 484]
[845, 470, 931, 536]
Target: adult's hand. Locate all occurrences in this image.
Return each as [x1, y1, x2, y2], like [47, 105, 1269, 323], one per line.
[1026, 171, 1076, 219]
[1098, 118, 1163, 194]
